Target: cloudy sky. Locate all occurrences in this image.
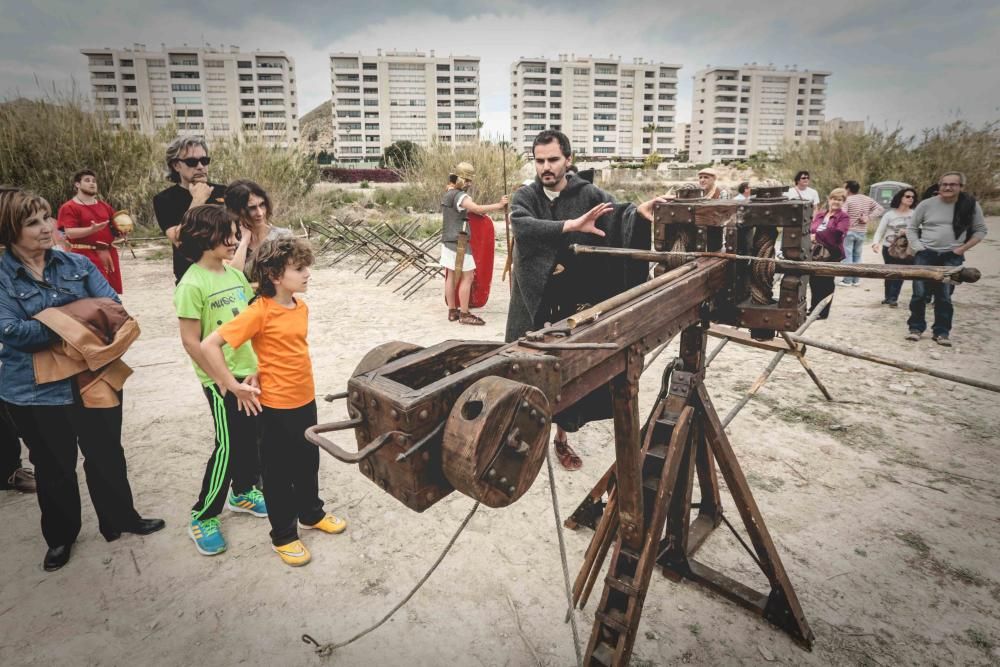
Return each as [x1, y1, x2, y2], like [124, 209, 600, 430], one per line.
[3, 0, 998, 139]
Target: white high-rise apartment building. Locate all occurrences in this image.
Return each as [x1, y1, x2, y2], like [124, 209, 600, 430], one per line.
[329, 50, 481, 163]
[690, 64, 830, 163]
[510, 55, 681, 159]
[81, 44, 299, 146]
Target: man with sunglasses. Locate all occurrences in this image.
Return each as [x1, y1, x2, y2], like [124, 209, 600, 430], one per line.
[153, 137, 227, 283]
[904, 171, 987, 346]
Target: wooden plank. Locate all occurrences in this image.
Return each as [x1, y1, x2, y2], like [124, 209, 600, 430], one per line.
[611, 366, 644, 553]
[707, 325, 794, 353]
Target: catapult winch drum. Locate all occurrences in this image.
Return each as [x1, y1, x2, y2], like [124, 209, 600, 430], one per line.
[442, 376, 551, 508]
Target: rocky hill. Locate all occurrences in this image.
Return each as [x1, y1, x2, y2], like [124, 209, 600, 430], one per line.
[299, 100, 333, 155]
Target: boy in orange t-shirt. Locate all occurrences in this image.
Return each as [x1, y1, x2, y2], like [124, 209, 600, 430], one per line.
[200, 237, 346, 567]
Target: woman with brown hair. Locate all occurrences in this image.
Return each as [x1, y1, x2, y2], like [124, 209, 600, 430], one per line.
[226, 180, 292, 279]
[871, 187, 918, 307]
[0, 187, 163, 571]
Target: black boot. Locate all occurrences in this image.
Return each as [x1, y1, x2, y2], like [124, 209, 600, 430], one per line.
[104, 517, 166, 542]
[43, 544, 72, 571]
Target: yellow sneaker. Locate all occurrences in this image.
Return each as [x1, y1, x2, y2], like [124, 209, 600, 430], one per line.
[301, 514, 347, 534]
[272, 540, 311, 567]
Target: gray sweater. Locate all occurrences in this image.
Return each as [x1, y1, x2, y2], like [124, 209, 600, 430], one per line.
[505, 174, 650, 342]
[906, 196, 987, 253]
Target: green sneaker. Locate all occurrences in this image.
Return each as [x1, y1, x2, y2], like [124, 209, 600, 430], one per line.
[228, 487, 268, 517]
[188, 517, 226, 556]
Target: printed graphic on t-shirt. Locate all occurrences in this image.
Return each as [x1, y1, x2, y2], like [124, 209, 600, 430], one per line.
[204, 285, 249, 327]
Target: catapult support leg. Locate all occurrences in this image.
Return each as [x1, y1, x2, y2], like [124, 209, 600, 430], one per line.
[584, 406, 694, 666]
[609, 346, 644, 553]
[693, 383, 815, 647]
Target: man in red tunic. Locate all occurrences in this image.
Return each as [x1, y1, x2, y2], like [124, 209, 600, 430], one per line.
[57, 170, 123, 293]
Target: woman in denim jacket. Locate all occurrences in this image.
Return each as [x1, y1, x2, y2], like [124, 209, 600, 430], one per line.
[0, 187, 163, 572]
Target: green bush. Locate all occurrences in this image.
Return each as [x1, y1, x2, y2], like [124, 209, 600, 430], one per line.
[380, 140, 421, 170]
[372, 185, 428, 211]
[359, 180, 370, 189]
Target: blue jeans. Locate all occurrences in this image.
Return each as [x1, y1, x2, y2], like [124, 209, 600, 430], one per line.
[907, 250, 963, 337]
[840, 231, 865, 284]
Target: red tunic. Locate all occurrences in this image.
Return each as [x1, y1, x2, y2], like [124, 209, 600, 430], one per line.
[56, 199, 123, 293]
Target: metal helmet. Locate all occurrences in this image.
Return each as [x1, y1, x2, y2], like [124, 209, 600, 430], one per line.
[454, 162, 475, 190]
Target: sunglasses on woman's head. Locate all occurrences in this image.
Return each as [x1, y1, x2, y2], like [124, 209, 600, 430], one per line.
[175, 156, 211, 167]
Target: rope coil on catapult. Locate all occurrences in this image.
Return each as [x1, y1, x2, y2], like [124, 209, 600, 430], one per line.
[302, 186, 989, 665]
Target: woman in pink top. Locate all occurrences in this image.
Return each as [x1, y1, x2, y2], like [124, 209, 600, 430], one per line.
[808, 188, 851, 319]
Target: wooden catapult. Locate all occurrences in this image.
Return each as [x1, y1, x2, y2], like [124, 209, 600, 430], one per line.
[306, 186, 980, 665]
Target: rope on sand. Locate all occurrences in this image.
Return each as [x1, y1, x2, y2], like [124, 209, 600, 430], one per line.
[302, 501, 480, 657]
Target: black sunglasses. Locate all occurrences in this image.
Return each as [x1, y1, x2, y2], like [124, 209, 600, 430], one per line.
[175, 156, 211, 167]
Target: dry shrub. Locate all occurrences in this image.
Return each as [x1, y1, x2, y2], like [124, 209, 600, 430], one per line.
[905, 122, 999, 198]
[398, 139, 526, 211]
[203, 134, 320, 227]
[772, 121, 999, 199]
[0, 93, 163, 224]
[0, 91, 324, 233]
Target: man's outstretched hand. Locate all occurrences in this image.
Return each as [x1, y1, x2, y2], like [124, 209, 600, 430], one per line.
[563, 202, 613, 236]
[637, 195, 674, 222]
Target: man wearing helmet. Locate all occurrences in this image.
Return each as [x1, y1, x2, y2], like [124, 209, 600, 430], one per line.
[440, 162, 508, 325]
[507, 129, 667, 470]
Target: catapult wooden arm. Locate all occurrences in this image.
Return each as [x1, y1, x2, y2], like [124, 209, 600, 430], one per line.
[571, 245, 982, 284]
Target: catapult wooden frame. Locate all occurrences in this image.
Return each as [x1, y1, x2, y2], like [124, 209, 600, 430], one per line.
[305, 192, 979, 666]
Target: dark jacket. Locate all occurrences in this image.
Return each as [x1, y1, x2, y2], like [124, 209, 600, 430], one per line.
[506, 174, 651, 342]
[153, 183, 227, 284]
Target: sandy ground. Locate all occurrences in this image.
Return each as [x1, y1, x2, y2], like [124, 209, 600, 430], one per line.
[2, 220, 999, 667]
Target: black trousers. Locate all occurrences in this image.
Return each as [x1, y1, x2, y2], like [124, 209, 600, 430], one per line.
[190, 384, 260, 521]
[7, 397, 142, 547]
[0, 400, 22, 479]
[260, 400, 324, 546]
[808, 276, 835, 319]
[881, 246, 913, 303]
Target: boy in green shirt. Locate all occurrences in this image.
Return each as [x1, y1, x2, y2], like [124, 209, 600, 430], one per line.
[173, 205, 266, 556]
